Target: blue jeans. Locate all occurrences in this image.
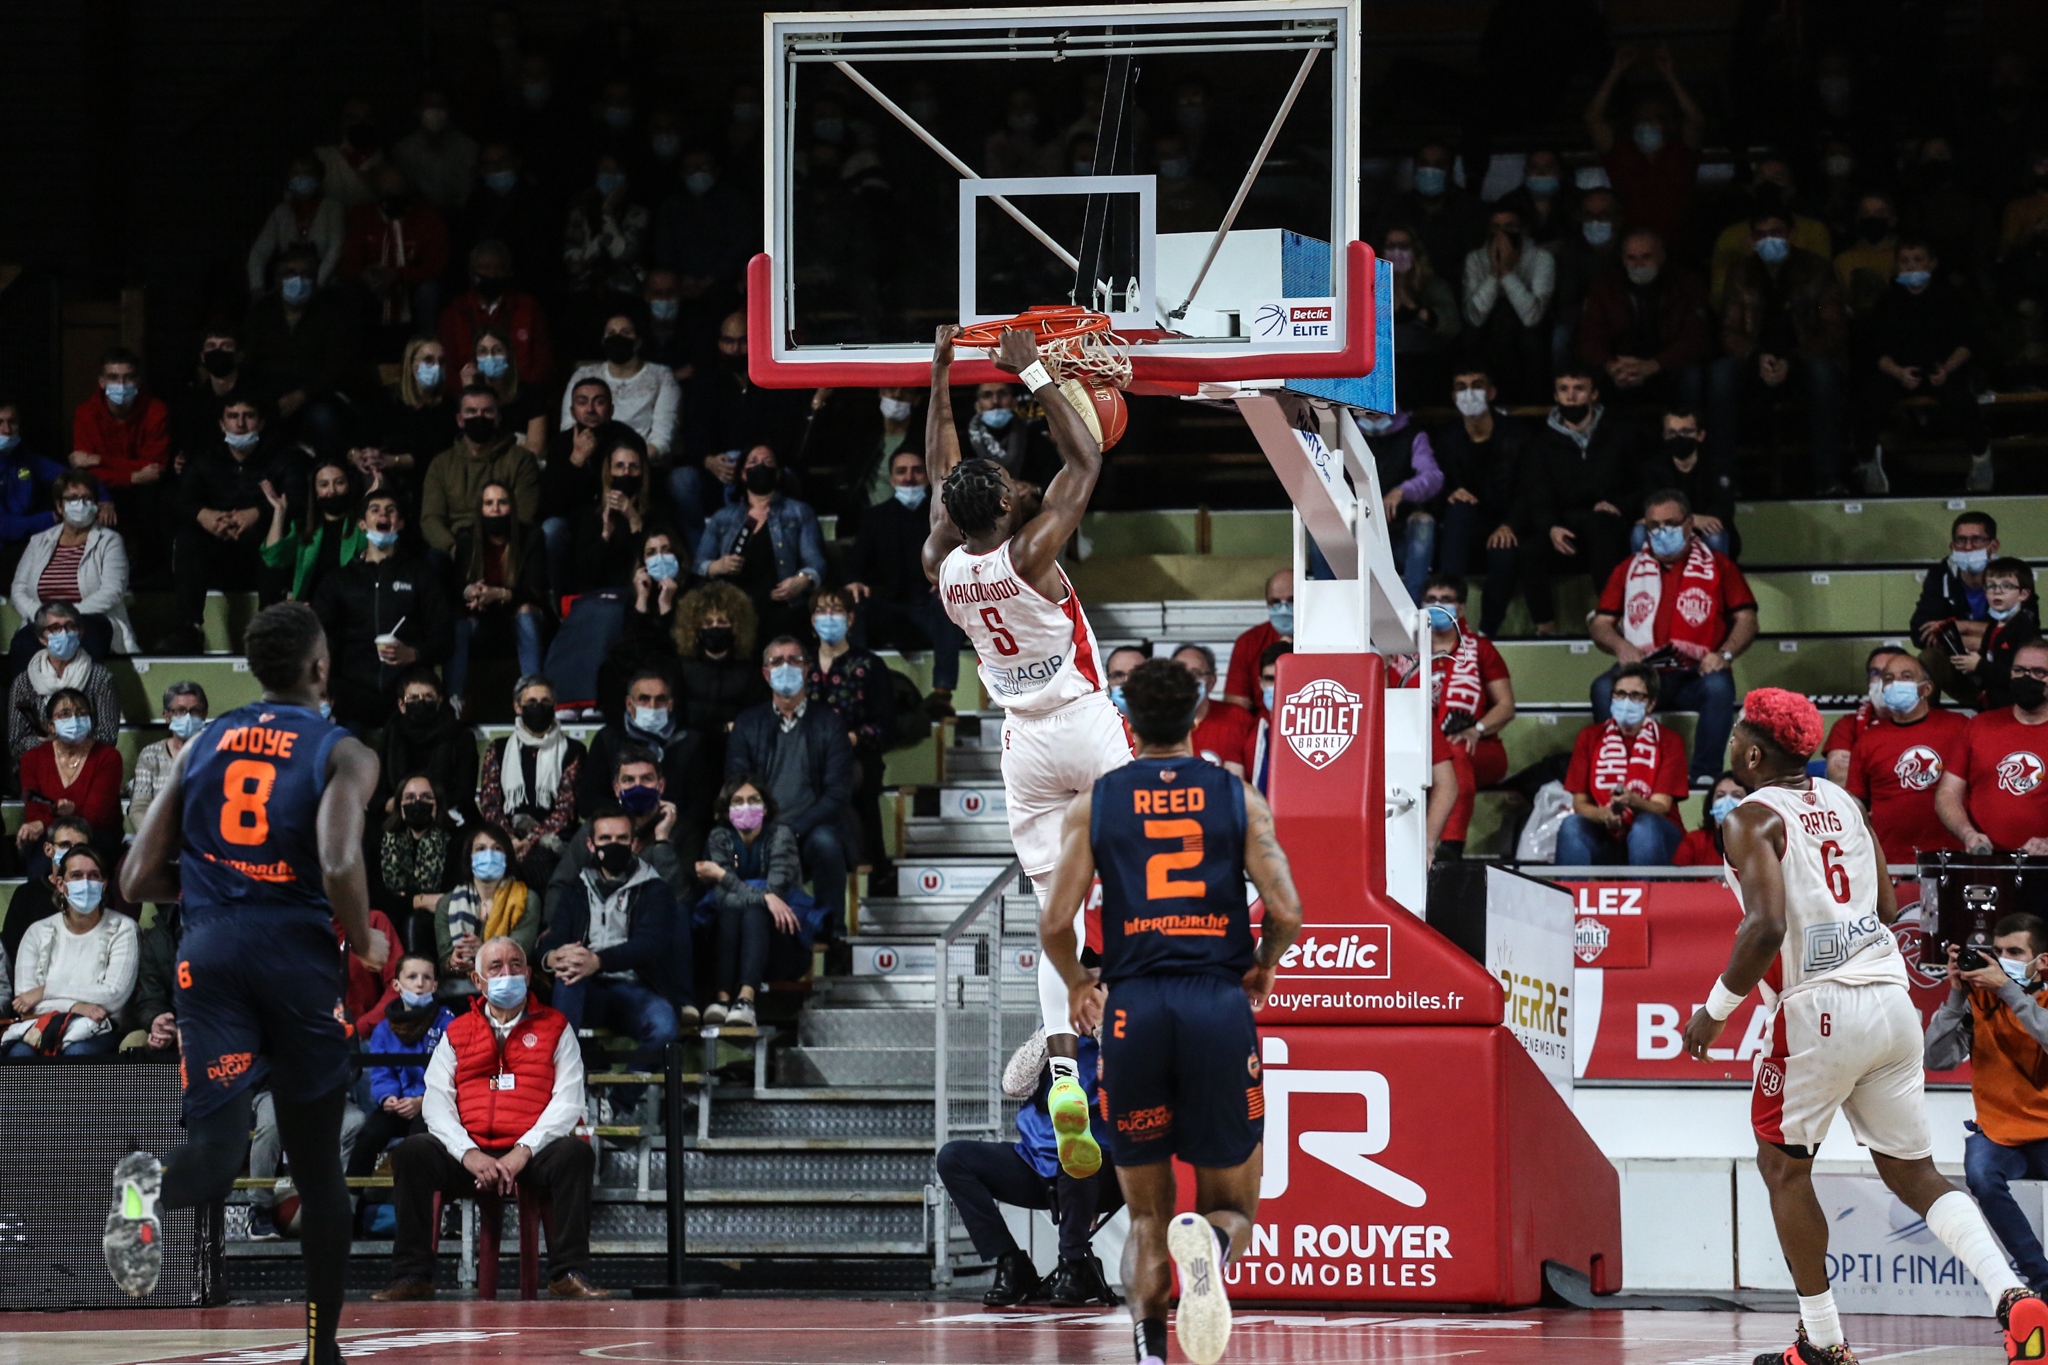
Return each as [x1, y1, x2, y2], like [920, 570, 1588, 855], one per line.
[6, 1030, 118, 1057]
[542, 591, 627, 706]
[1966, 1127, 2048, 1288]
[1591, 665, 1736, 784]
[1555, 812, 1683, 866]
[799, 822, 851, 940]
[1393, 510, 1436, 602]
[448, 609, 543, 703]
[541, 517, 574, 602]
[549, 977, 680, 1107]
[1628, 524, 1732, 557]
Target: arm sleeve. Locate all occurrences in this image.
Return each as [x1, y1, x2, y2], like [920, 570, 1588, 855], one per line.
[1995, 984, 2048, 1051]
[10, 536, 41, 624]
[510, 450, 542, 527]
[80, 748, 124, 834]
[767, 825, 804, 896]
[420, 465, 454, 551]
[513, 1023, 587, 1154]
[1563, 731, 1592, 796]
[1922, 990, 1975, 1069]
[422, 1036, 475, 1160]
[1909, 570, 1953, 636]
[795, 502, 828, 584]
[1844, 740, 1870, 801]
[1397, 432, 1443, 504]
[1461, 252, 1499, 328]
[79, 917, 139, 1012]
[74, 533, 128, 617]
[646, 370, 680, 458]
[1499, 251, 1552, 327]
[314, 197, 345, 285]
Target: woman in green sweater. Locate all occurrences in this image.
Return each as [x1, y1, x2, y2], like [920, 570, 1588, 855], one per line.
[260, 456, 365, 602]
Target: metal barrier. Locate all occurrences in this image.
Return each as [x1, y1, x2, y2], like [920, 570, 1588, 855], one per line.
[930, 856, 1022, 1286]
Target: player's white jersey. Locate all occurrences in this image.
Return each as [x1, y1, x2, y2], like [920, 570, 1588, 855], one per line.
[1726, 778, 1909, 1007]
[939, 538, 1106, 717]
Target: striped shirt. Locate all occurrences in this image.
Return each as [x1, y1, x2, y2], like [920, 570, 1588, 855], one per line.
[36, 542, 84, 604]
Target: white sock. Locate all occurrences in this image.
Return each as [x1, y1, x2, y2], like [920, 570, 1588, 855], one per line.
[1036, 891, 1081, 1043]
[1798, 1289, 1844, 1349]
[1048, 1055, 1079, 1082]
[1926, 1189, 2025, 1307]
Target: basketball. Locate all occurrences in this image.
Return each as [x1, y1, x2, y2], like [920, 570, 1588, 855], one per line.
[1059, 377, 1128, 452]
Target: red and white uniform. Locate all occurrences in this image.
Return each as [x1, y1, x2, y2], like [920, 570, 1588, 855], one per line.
[1730, 779, 1927, 1158]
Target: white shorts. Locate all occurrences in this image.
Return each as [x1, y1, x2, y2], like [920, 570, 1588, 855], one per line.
[1752, 980, 1931, 1160]
[1000, 689, 1134, 882]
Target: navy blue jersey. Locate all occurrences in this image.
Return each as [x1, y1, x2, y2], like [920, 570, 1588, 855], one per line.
[1090, 755, 1252, 983]
[180, 701, 347, 919]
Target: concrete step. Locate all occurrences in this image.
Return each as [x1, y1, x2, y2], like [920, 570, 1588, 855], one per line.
[797, 1007, 1040, 1049]
[900, 818, 1017, 857]
[684, 1201, 926, 1250]
[778, 1045, 973, 1087]
[706, 1096, 935, 1140]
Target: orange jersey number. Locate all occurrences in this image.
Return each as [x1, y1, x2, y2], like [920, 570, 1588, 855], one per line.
[219, 758, 277, 847]
[1143, 818, 1206, 900]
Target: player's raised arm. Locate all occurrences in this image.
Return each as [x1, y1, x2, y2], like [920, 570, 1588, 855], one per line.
[1039, 791, 1100, 1031]
[1682, 801, 1788, 1060]
[1241, 785, 1304, 1010]
[921, 324, 968, 582]
[1002, 329, 1103, 583]
[320, 736, 385, 968]
[120, 742, 193, 904]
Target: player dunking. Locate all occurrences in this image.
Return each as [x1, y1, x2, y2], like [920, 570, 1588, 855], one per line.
[924, 323, 1134, 1179]
[1040, 659, 1304, 1365]
[104, 603, 384, 1365]
[1683, 688, 2048, 1365]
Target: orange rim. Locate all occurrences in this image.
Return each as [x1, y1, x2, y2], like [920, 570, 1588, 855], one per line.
[953, 305, 1112, 348]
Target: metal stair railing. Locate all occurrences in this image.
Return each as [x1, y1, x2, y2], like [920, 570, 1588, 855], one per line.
[929, 855, 1022, 1285]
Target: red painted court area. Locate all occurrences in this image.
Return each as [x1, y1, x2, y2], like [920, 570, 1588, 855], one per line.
[0, 1301, 2013, 1365]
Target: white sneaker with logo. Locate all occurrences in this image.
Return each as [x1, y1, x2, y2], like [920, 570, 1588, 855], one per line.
[1169, 1213, 1231, 1365]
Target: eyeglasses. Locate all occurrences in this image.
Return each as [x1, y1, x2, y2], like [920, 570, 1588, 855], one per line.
[2012, 666, 2048, 682]
[1954, 534, 1993, 548]
[1611, 690, 1652, 703]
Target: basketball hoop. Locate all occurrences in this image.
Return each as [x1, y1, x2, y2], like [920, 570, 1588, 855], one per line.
[954, 305, 1134, 392]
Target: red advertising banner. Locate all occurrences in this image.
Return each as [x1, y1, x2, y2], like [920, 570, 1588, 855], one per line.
[1556, 878, 1965, 1084]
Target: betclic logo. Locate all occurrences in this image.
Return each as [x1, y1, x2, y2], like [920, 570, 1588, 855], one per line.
[1276, 924, 1391, 980]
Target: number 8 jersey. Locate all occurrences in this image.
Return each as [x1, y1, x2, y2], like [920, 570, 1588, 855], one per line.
[180, 701, 350, 916]
[1727, 777, 1908, 1008]
[939, 539, 1106, 717]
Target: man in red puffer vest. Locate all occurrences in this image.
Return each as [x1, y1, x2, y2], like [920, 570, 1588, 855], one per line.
[371, 938, 609, 1301]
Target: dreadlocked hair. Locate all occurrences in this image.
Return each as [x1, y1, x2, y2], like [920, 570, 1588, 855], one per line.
[942, 459, 1009, 536]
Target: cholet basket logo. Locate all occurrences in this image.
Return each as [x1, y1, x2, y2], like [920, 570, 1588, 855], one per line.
[1278, 678, 1365, 770]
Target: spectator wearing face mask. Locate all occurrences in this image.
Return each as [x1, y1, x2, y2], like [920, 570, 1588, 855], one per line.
[640, 268, 691, 376]
[0, 402, 106, 579]
[1578, 230, 1711, 412]
[1547, 188, 1624, 374]
[1834, 193, 1901, 319]
[964, 383, 1034, 477]
[165, 395, 278, 652]
[1948, 559, 2041, 711]
[1674, 772, 1745, 866]
[481, 676, 586, 890]
[312, 492, 452, 728]
[70, 348, 170, 519]
[260, 457, 362, 604]
[1380, 228, 1461, 407]
[447, 481, 551, 706]
[1938, 639, 2048, 857]
[1823, 647, 1907, 786]
[559, 312, 680, 464]
[674, 582, 767, 789]
[350, 954, 457, 1208]
[1171, 643, 1256, 778]
[1632, 409, 1731, 555]
[17, 688, 122, 867]
[439, 240, 556, 390]
[844, 450, 963, 718]
[1374, 142, 1486, 285]
[1493, 150, 1575, 246]
[563, 156, 651, 302]
[1460, 207, 1555, 404]
[1558, 662, 1688, 866]
[128, 681, 209, 828]
[540, 807, 690, 1046]
[168, 331, 260, 472]
[831, 389, 926, 526]
[1706, 159, 1833, 314]
[462, 330, 549, 456]
[435, 825, 538, 990]
[421, 385, 541, 555]
[2, 816, 91, 965]
[1912, 512, 2003, 706]
[462, 144, 557, 300]
[1250, 641, 1291, 796]
[808, 588, 896, 875]
[575, 669, 694, 814]
[3, 845, 136, 1056]
[9, 471, 134, 665]
[727, 637, 857, 945]
[1524, 367, 1634, 633]
[247, 155, 345, 294]
[340, 165, 450, 334]
[1584, 44, 1705, 249]
[1104, 646, 1147, 722]
[693, 778, 815, 1027]
[541, 380, 618, 593]
[1861, 238, 1989, 492]
[1433, 372, 1532, 637]
[653, 150, 751, 348]
[377, 772, 464, 947]
[1406, 576, 1515, 860]
[8, 602, 117, 760]
[1710, 211, 1849, 496]
[240, 245, 358, 458]
[1845, 653, 1969, 863]
[378, 672, 479, 823]
[391, 90, 478, 213]
[358, 338, 454, 513]
[572, 428, 670, 594]
[1221, 569, 1293, 719]
[551, 745, 691, 920]
[697, 444, 826, 645]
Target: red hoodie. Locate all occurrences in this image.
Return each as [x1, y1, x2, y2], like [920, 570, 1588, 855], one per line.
[438, 289, 556, 389]
[71, 392, 170, 488]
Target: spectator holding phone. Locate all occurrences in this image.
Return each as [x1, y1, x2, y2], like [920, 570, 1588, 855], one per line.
[1913, 511, 2002, 704]
[1947, 559, 2040, 710]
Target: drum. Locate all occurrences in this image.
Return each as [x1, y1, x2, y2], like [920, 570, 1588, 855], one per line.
[1914, 851, 2048, 971]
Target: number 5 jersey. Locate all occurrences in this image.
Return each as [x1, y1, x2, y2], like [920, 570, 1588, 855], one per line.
[939, 538, 1106, 717]
[180, 701, 350, 917]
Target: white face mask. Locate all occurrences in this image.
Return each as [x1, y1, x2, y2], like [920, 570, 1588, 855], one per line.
[61, 499, 97, 529]
[1452, 388, 1490, 419]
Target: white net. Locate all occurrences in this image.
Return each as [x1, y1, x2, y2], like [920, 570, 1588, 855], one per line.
[1041, 328, 1132, 391]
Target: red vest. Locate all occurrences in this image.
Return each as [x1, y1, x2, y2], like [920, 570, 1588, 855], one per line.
[447, 998, 570, 1149]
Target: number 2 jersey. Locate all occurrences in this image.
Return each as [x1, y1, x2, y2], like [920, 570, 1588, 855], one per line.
[180, 700, 349, 921]
[1726, 777, 1909, 1008]
[1091, 755, 1253, 984]
[939, 538, 1106, 717]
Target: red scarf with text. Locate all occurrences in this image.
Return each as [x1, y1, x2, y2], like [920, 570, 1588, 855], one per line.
[1436, 624, 1486, 720]
[1620, 540, 1725, 663]
[1592, 718, 1667, 829]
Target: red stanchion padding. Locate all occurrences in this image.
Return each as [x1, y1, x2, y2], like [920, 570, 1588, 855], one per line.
[1261, 652, 1501, 1026]
[1203, 1026, 1620, 1305]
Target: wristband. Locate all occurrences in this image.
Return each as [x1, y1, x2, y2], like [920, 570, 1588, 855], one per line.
[1703, 977, 1746, 1021]
[1018, 361, 1054, 393]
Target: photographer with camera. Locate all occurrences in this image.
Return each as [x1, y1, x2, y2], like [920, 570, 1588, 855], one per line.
[1924, 913, 2048, 1294]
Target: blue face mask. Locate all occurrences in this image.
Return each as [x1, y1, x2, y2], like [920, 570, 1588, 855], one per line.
[1268, 602, 1294, 634]
[1262, 684, 1276, 712]
[893, 483, 927, 509]
[1991, 603, 2022, 622]
[318, 700, 333, 720]
[281, 276, 314, 306]
[65, 878, 104, 913]
[168, 712, 205, 740]
[472, 847, 507, 881]
[1610, 696, 1648, 728]
[1755, 236, 1790, 264]
[483, 973, 528, 1011]
[769, 663, 805, 698]
[485, 169, 519, 195]
[1952, 548, 1989, 575]
[649, 298, 680, 322]
[595, 171, 627, 197]
[980, 407, 1013, 430]
[1582, 220, 1614, 247]
[2001, 956, 2036, 985]
[365, 527, 399, 549]
[53, 714, 91, 743]
[288, 174, 320, 198]
[400, 988, 436, 1009]
[1110, 685, 1128, 716]
[1709, 795, 1739, 824]
[645, 553, 679, 582]
[812, 613, 848, 644]
[415, 362, 442, 389]
[1882, 680, 1922, 712]
[476, 353, 509, 379]
[1897, 270, 1931, 290]
[1633, 123, 1665, 155]
[1525, 174, 1560, 197]
[104, 382, 137, 407]
[45, 630, 80, 662]
[0, 432, 18, 452]
[1647, 525, 1688, 558]
[1412, 166, 1447, 197]
[631, 705, 670, 735]
[1424, 604, 1458, 633]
